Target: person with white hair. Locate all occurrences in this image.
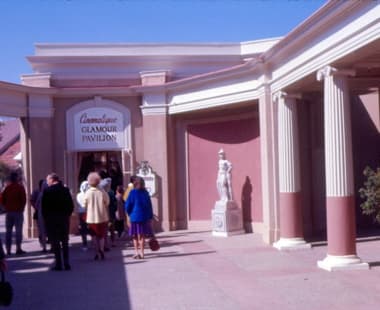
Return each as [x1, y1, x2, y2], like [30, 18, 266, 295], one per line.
[83, 172, 109, 260]
[76, 180, 90, 251]
[99, 177, 117, 249]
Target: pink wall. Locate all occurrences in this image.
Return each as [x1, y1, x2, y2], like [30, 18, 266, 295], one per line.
[351, 92, 380, 228]
[187, 117, 262, 224]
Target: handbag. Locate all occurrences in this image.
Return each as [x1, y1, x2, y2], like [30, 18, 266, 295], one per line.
[0, 271, 13, 306]
[149, 237, 160, 251]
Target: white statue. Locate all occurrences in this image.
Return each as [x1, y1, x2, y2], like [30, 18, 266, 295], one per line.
[216, 149, 233, 201]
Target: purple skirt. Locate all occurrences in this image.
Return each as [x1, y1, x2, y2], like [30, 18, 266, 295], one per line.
[129, 221, 153, 237]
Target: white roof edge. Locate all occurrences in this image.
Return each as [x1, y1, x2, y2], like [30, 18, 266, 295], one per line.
[33, 38, 280, 57]
[240, 37, 282, 56]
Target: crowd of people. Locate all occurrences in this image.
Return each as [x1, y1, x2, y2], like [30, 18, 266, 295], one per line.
[0, 170, 155, 272]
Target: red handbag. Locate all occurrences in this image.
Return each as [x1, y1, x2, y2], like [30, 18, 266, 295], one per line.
[149, 237, 160, 251]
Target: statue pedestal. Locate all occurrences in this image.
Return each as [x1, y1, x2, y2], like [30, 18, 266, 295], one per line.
[212, 200, 244, 237]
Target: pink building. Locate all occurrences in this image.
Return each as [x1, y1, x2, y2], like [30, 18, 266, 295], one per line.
[0, 1, 379, 270]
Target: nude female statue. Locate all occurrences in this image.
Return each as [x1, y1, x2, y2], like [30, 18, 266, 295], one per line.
[216, 149, 233, 201]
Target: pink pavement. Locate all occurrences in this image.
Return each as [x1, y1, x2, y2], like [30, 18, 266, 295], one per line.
[2, 214, 380, 310]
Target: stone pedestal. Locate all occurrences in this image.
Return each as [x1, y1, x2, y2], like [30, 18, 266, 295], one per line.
[212, 200, 244, 237]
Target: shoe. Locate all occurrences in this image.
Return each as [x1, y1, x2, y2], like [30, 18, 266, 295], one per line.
[64, 264, 71, 271]
[51, 265, 63, 271]
[100, 251, 105, 260]
[16, 249, 26, 255]
[94, 254, 99, 261]
[104, 247, 110, 252]
[41, 249, 48, 254]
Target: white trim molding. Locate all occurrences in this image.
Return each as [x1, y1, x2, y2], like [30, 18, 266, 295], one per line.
[140, 93, 168, 116]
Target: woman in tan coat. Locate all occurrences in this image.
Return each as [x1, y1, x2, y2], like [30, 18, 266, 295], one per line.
[83, 172, 110, 260]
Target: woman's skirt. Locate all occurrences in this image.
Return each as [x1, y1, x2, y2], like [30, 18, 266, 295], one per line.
[129, 221, 153, 237]
[88, 222, 108, 238]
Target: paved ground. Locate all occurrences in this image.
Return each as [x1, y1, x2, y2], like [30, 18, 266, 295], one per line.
[2, 214, 380, 310]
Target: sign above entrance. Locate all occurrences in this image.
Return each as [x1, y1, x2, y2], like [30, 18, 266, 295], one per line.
[67, 97, 131, 152]
[74, 107, 124, 150]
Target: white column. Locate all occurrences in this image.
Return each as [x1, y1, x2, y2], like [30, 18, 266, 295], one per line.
[316, 66, 368, 271]
[273, 91, 310, 250]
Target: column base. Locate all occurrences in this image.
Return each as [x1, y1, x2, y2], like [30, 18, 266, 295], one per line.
[212, 230, 245, 237]
[317, 255, 369, 271]
[273, 237, 311, 250]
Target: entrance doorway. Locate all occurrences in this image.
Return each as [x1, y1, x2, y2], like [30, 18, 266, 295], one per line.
[77, 151, 123, 190]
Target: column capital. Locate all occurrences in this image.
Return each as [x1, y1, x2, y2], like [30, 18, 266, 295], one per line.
[272, 91, 302, 102]
[140, 70, 170, 86]
[316, 65, 355, 81]
[21, 73, 51, 87]
[140, 92, 168, 116]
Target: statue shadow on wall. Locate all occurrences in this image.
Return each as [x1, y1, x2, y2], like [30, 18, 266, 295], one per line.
[241, 176, 253, 233]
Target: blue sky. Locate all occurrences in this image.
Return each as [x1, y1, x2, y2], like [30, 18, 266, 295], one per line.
[0, 0, 326, 83]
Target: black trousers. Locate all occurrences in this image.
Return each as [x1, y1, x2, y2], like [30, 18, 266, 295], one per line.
[45, 216, 70, 268]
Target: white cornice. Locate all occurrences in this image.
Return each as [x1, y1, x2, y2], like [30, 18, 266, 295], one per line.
[0, 88, 27, 117]
[263, 0, 360, 62]
[140, 104, 168, 116]
[240, 38, 281, 57]
[0, 80, 54, 94]
[168, 89, 259, 114]
[168, 77, 262, 114]
[33, 39, 278, 57]
[269, 1, 380, 92]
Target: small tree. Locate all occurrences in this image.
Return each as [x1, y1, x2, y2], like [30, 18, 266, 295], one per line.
[359, 166, 380, 224]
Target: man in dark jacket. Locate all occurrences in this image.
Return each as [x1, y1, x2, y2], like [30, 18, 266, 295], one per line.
[42, 173, 74, 271]
[2, 171, 27, 255]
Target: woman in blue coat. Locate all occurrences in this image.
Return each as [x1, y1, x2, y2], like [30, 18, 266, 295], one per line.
[125, 177, 153, 259]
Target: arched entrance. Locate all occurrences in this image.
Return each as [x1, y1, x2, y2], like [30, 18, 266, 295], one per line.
[66, 96, 132, 191]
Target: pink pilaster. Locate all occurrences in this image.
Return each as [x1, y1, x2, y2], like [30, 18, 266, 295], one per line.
[316, 66, 368, 271]
[273, 92, 310, 250]
[140, 70, 173, 231]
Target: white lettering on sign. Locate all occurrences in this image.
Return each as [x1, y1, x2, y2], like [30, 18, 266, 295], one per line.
[73, 108, 124, 150]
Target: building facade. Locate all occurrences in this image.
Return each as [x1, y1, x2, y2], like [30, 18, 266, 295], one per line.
[0, 0, 379, 270]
